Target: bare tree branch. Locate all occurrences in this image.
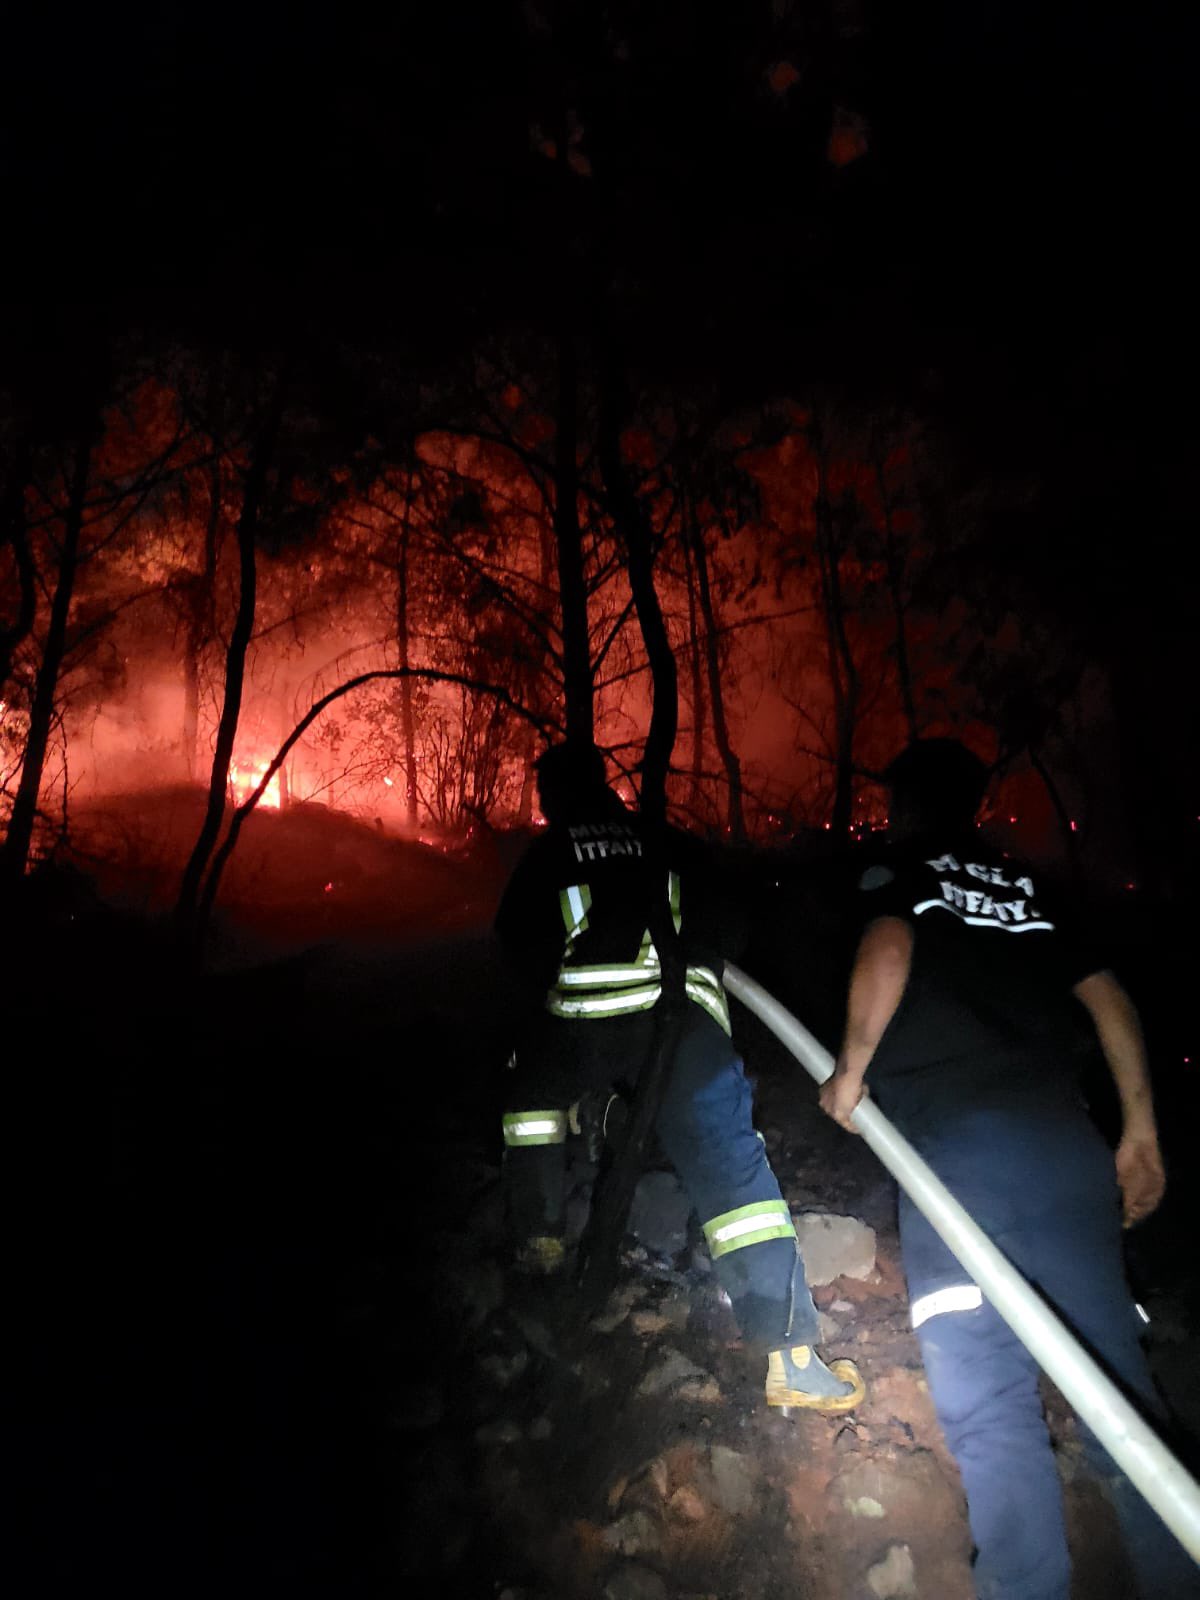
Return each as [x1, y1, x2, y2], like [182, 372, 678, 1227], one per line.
[191, 667, 557, 948]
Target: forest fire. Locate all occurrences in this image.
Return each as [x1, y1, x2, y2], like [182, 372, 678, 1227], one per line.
[228, 757, 282, 810]
[1, 10, 1194, 1600]
[0, 367, 1116, 898]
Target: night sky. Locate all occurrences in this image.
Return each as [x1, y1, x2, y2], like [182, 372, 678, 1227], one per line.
[6, 5, 1193, 397]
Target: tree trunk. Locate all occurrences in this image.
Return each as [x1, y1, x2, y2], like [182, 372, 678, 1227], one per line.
[813, 424, 859, 846]
[554, 333, 594, 748]
[275, 672, 292, 810]
[0, 438, 35, 693]
[681, 520, 706, 819]
[690, 511, 744, 840]
[396, 473, 419, 828]
[517, 518, 559, 822]
[0, 430, 93, 881]
[181, 655, 200, 783]
[182, 456, 223, 780]
[175, 405, 279, 945]
[598, 377, 677, 826]
[874, 452, 919, 742]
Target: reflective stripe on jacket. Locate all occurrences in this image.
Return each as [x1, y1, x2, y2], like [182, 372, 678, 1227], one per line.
[545, 870, 731, 1035]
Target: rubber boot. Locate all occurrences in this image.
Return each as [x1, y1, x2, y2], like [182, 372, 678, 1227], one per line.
[514, 1235, 566, 1277]
[765, 1344, 866, 1413]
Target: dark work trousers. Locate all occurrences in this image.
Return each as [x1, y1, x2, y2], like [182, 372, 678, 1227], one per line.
[502, 1003, 819, 1351]
[898, 1104, 1199, 1600]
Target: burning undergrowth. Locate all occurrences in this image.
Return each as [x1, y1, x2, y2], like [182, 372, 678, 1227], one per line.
[56, 783, 522, 950]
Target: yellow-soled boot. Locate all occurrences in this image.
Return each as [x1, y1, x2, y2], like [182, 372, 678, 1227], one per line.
[514, 1235, 566, 1277]
[765, 1344, 866, 1413]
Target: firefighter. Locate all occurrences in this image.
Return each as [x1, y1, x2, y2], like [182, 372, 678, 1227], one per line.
[495, 742, 865, 1413]
[821, 738, 1197, 1598]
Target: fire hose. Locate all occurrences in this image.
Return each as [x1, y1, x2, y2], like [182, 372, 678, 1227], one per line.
[723, 961, 1200, 1565]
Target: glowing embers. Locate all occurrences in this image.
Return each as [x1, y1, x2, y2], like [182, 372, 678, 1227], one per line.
[228, 755, 282, 809]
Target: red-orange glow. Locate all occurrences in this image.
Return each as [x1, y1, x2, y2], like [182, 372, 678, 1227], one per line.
[229, 757, 281, 809]
[828, 107, 869, 168]
[14, 393, 1090, 863]
[767, 60, 801, 96]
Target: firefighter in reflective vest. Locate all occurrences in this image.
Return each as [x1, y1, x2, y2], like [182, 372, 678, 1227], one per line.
[821, 739, 1196, 1598]
[496, 742, 865, 1413]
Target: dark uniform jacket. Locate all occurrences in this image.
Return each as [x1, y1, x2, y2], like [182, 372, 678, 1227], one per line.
[495, 794, 742, 1037]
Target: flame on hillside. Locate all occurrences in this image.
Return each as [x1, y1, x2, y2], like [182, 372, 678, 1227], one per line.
[229, 757, 282, 810]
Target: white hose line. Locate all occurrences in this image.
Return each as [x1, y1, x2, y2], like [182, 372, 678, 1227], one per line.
[724, 961, 1200, 1564]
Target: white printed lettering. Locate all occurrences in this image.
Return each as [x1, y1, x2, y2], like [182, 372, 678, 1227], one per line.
[928, 853, 961, 872]
[965, 861, 1013, 887]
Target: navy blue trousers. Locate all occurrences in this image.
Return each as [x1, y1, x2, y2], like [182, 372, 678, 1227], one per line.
[900, 1106, 1199, 1600]
[502, 1004, 819, 1351]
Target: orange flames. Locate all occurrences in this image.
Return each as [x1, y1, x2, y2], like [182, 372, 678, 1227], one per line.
[228, 757, 282, 809]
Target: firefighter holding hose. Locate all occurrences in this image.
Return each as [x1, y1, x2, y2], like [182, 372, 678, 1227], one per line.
[495, 741, 864, 1413]
[822, 738, 1196, 1598]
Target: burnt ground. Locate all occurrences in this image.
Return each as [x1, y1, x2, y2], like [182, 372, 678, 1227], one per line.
[5, 814, 1200, 1598]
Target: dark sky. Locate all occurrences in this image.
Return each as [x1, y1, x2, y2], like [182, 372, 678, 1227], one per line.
[1, 3, 1194, 586]
[3, 4, 1191, 381]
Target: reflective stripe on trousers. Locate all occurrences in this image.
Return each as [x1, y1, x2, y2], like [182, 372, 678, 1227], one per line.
[502, 1109, 568, 1147]
[703, 1199, 796, 1258]
[911, 1283, 983, 1328]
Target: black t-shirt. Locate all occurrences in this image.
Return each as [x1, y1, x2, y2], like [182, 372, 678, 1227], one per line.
[857, 837, 1103, 1139]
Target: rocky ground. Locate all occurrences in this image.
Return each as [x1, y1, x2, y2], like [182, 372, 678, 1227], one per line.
[8, 837, 1198, 1598]
[407, 1031, 1199, 1600]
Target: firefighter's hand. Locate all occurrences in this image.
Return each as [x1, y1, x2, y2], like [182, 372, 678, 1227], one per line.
[1115, 1131, 1166, 1228]
[819, 1066, 868, 1134]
